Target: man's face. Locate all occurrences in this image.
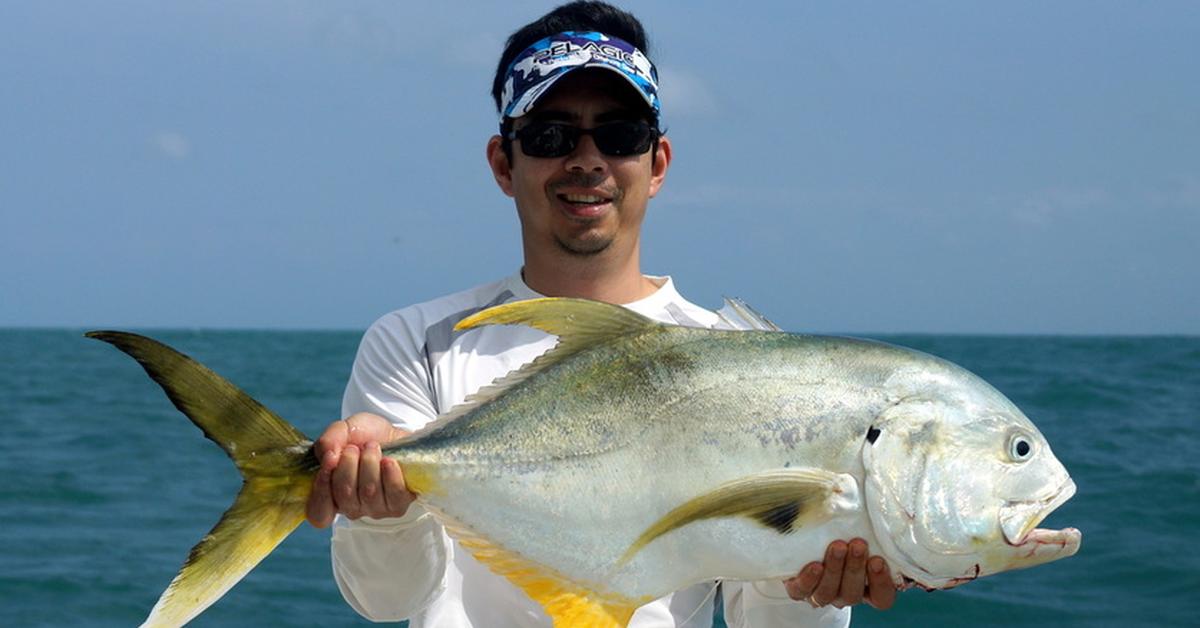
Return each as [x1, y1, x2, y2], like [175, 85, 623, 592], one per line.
[487, 70, 671, 260]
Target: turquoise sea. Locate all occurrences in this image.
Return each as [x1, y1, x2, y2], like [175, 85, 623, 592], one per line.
[1, 329, 1197, 627]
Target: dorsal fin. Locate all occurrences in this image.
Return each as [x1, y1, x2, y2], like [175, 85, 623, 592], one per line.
[398, 299, 662, 444]
[716, 297, 783, 331]
[453, 297, 659, 407]
[455, 297, 659, 347]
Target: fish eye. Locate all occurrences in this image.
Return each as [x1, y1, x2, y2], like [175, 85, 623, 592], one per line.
[1008, 433, 1035, 462]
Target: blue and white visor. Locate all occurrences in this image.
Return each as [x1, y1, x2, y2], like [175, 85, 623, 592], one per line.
[500, 31, 660, 119]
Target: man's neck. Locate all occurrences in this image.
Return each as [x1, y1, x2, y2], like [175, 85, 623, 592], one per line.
[521, 250, 659, 304]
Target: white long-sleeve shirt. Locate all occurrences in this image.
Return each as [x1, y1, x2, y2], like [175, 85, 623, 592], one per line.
[332, 273, 850, 627]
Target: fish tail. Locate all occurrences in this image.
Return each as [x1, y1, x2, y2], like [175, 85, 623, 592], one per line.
[87, 331, 319, 628]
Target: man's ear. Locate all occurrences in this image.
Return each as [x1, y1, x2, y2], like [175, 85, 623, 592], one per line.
[648, 134, 672, 198]
[486, 135, 514, 197]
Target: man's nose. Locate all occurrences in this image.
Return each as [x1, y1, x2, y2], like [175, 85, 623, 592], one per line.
[563, 133, 607, 173]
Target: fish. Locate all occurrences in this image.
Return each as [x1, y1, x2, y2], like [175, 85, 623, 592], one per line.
[88, 297, 1081, 627]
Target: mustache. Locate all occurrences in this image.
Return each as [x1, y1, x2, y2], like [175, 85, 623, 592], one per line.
[549, 173, 618, 197]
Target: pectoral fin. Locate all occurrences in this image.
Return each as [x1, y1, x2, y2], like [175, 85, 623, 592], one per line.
[621, 469, 859, 565]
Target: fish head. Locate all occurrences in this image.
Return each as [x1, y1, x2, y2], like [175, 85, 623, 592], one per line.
[861, 363, 1081, 590]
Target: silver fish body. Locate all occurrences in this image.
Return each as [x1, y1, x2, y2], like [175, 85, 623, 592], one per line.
[402, 330, 882, 596]
[90, 297, 1079, 627]
[396, 302, 1079, 605]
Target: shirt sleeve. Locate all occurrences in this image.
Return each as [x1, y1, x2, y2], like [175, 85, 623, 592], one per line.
[329, 315, 451, 621]
[721, 580, 851, 628]
[630, 582, 718, 627]
[340, 313, 440, 431]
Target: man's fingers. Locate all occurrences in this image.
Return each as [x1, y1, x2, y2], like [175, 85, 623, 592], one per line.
[865, 556, 897, 610]
[314, 419, 350, 460]
[358, 442, 385, 516]
[381, 457, 414, 517]
[344, 412, 401, 446]
[305, 463, 336, 528]
[838, 539, 869, 607]
[306, 416, 409, 526]
[332, 444, 362, 519]
[810, 541, 847, 606]
[784, 563, 823, 602]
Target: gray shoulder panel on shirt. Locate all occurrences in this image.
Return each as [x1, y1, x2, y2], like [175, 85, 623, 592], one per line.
[664, 302, 706, 328]
[420, 289, 516, 413]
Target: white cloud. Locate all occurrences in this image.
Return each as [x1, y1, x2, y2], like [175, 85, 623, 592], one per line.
[150, 131, 191, 160]
[1011, 186, 1110, 227]
[445, 31, 507, 70]
[655, 181, 803, 209]
[658, 67, 719, 118]
[1145, 173, 1200, 210]
[311, 9, 404, 58]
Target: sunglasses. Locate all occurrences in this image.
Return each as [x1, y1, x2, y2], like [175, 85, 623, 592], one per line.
[506, 120, 658, 158]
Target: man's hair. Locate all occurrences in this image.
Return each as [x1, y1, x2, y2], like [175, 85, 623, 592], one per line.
[492, 1, 658, 160]
[491, 1, 652, 115]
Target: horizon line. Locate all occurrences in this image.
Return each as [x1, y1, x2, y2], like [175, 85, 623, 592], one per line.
[3, 325, 1196, 339]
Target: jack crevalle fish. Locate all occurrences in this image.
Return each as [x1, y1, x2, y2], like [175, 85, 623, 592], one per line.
[89, 298, 1081, 627]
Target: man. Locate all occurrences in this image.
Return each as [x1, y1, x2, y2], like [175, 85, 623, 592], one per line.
[305, 2, 896, 626]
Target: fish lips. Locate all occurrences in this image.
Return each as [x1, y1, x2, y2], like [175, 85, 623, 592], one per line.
[1000, 478, 1077, 547]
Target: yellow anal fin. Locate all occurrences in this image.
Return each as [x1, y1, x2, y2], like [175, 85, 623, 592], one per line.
[513, 572, 638, 628]
[431, 507, 645, 627]
[621, 468, 858, 565]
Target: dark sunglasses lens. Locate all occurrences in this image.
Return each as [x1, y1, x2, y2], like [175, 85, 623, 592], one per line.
[515, 121, 654, 157]
[593, 121, 654, 156]
[519, 123, 576, 157]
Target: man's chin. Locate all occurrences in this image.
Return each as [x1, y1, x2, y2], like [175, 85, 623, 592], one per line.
[556, 236, 613, 257]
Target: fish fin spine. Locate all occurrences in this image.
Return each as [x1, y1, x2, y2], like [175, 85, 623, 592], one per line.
[716, 297, 784, 331]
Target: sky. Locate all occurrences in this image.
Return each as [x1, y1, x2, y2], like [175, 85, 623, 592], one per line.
[2, 1, 1197, 334]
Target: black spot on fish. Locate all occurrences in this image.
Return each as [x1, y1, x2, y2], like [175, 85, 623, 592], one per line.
[754, 501, 801, 534]
[866, 425, 881, 444]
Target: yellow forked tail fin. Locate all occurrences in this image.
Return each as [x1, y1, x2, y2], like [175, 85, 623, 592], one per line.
[87, 331, 319, 627]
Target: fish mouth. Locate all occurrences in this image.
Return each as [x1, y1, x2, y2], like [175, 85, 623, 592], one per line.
[1000, 478, 1077, 547]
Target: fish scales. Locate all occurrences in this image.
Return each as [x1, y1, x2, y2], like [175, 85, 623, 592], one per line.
[390, 329, 924, 599]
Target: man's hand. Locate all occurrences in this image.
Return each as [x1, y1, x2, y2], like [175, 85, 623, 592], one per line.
[306, 412, 416, 528]
[783, 539, 897, 610]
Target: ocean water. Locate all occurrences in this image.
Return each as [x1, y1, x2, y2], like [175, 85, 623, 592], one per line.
[1, 329, 1197, 627]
